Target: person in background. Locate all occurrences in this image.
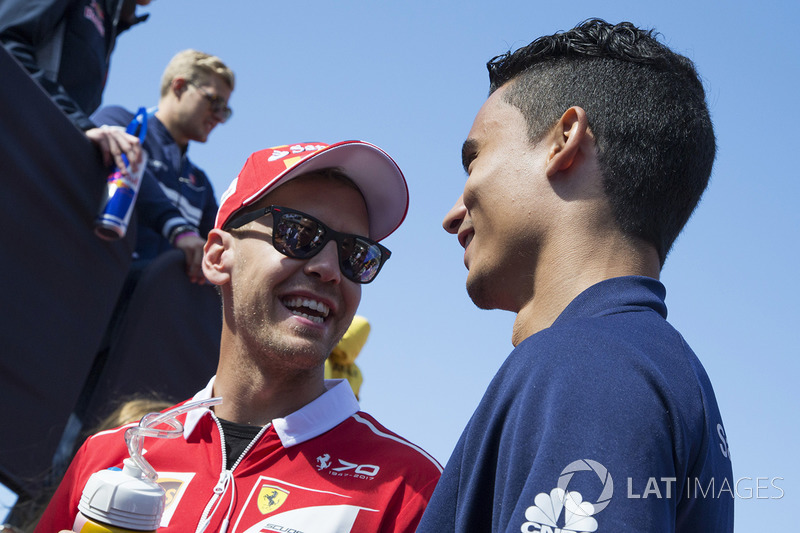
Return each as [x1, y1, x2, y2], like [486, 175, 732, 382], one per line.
[93, 49, 234, 283]
[46, 51, 234, 486]
[418, 19, 733, 532]
[0, 0, 151, 174]
[36, 141, 442, 532]
[10, 395, 172, 533]
[90, 395, 174, 433]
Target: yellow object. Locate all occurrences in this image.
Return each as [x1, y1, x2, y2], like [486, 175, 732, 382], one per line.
[326, 315, 370, 398]
[329, 315, 370, 365]
[73, 514, 149, 533]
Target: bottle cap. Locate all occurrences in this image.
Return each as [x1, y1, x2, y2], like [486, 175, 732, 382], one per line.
[77, 458, 164, 531]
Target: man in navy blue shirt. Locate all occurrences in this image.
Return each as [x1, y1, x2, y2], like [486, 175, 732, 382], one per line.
[419, 19, 733, 532]
[48, 50, 235, 472]
[93, 49, 234, 283]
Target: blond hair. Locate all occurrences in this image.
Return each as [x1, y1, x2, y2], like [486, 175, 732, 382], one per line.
[93, 396, 174, 432]
[160, 49, 235, 97]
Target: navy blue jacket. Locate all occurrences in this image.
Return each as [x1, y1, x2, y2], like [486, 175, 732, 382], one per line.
[92, 105, 218, 261]
[0, 0, 146, 130]
[418, 276, 734, 532]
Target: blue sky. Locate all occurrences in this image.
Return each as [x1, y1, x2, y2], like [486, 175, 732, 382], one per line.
[5, 0, 798, 529]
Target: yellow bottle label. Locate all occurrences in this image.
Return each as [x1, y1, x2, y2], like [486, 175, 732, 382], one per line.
[73, 513, 155, 533]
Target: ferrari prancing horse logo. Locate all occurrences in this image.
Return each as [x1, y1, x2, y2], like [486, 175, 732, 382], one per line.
[257, 485, 289, 514]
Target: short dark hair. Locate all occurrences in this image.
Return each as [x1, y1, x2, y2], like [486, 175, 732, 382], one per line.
[487, 18, 715, 264]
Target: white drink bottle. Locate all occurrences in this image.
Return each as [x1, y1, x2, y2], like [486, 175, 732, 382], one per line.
[72, 397, 223, 532]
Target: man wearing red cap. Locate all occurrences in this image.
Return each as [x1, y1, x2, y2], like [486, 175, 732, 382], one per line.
[37, 141, 442, 532]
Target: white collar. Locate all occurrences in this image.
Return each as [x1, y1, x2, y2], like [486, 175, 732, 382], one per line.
[183, 376, 360, 448]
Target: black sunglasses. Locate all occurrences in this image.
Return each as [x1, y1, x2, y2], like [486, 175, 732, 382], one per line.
[226, 205, 391, 284]
[188, 81, 232, 122]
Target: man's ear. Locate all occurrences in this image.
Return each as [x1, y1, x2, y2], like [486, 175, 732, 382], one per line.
[202, 229, 233, 286]
[546, 106, 591, 178]
[171, 76, 188, 97]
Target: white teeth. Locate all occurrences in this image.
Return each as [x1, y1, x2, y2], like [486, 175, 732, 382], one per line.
[282, 297, 330, 320]
[294, 311, 323, 324]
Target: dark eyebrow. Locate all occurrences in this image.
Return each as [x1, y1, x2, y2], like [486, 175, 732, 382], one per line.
[462, 138, 478, 175]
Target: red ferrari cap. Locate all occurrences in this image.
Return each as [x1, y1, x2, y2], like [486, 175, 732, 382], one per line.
[215, 141, 409, 241]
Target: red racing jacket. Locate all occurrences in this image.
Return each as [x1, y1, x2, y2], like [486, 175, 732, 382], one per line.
[37, 378, 442, 532]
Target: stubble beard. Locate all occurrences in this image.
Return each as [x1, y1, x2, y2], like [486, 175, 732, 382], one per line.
[465, 269, 497, 311]
[232, 294, 332, 374]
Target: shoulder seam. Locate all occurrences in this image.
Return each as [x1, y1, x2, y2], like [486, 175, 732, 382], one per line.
[351, 413, 443, 473]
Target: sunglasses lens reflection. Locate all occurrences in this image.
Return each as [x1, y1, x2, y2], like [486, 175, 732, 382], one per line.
[340, 238, 382, 283]
[273, 212, 383, 283]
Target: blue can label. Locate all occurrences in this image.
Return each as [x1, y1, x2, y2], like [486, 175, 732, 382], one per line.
[94, 152, 147, 241]
[94, 107, 149, 241]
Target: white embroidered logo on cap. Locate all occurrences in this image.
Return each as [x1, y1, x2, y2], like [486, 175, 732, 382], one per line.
[268, 150, 289, 162]
[219, 177, 238, 206]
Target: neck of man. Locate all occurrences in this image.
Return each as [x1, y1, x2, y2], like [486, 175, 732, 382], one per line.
[211, 331, 329, 426]
[154, 107, 189, 153]
[510, 231, 661, 346]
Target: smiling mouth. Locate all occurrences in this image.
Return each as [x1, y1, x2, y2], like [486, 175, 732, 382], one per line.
[282, 297, 330, 324]
[459, 229, 474, 250]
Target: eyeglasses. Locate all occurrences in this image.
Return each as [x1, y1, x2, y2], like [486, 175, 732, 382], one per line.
[226, 205, 391, 284]
[188, 81, 232, 122]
